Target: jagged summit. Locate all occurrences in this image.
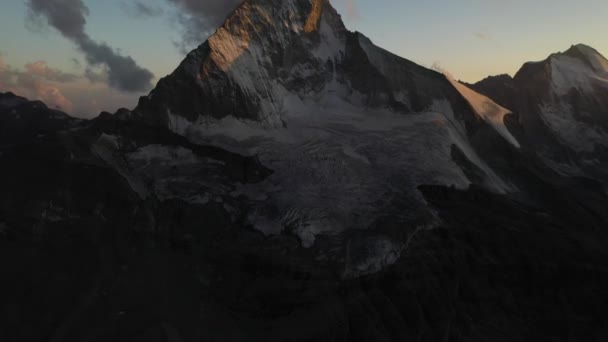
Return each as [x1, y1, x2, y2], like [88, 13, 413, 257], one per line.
[133, 0, 349, 126]
[132, 0, 472, 133]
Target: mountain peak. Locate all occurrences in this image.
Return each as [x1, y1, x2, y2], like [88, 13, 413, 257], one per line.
[134, 0, 475, 130]
[552, 43, 608, 73]
[133, 0, 352, 127]
[134, 0, 517, 163]
[511, 44, 608, 98]
[224, 0, 343, 34]
[566, 43, 604, 57]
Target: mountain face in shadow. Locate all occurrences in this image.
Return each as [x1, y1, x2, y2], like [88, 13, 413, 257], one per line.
[1, 1, 608, 341]
[468, 44, 608, 183]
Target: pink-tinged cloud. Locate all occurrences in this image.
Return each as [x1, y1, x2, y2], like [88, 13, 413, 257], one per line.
[0, 57, 74, 112]
[32, 82, 74, 112]
[25, 61, 78, 82]
[344, 0, 360, 20]
[0, 56, 139, 117]
[2, 81, 74, 113]
[333, 0, 360, 21]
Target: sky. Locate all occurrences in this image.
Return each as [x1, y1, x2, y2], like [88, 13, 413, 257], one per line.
[0, 0, 606, 118]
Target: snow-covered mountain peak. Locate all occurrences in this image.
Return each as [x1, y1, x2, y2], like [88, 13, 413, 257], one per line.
[133, 0, 485, 132]
[135, 0, 357, 127]
[547, 44, 608, 96]
[564, 44, 608, 72]
[482, 44, 608, 159]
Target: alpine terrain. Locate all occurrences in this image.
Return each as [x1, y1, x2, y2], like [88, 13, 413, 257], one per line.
[1, 0, 608, 341]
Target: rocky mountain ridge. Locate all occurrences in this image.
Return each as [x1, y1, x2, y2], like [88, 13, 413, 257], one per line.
[469, 43, 608, 182]
[2, 1, 608, 340]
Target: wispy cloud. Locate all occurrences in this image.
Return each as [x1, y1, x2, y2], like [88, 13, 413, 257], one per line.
[475, 32, 491, 41]
[25, 61, 79, 83]
[431, 61, 454, 80]
[341, 0, 361, 21]
[122, 1, 164, 18]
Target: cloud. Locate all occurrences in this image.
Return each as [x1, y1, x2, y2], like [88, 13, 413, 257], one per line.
[70, 58, 82, 68]
[0, 57, 74, 112]
[84, 67, 108, 84]
[0, 56, 140, 116]
[76, 36, 154, 92]
[27, 0, 154, 93]
[122, 1, 164, 18]
[475, 32, 491, 41]
[339, 0, 360, 20]
[165, 0, 242, 53]
[32, 82, 74, 112]
[431, 61, 454, 80]
[25, 61, 78, 83]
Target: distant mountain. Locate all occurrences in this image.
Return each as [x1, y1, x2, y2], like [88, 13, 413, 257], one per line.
[2, 2, 608, 341]
[0, 92, 75, 144]
[469, 44, 608, 181]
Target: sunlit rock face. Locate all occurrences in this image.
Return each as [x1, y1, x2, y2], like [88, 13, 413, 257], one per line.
[133, 0, 476, 129]
[135, 0, 348, 126]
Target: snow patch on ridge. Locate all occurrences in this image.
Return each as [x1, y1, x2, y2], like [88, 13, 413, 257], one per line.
[447, 78, 521, 148]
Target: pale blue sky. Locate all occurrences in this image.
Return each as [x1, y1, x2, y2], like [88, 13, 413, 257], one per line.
[1, 0, 606, 116]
